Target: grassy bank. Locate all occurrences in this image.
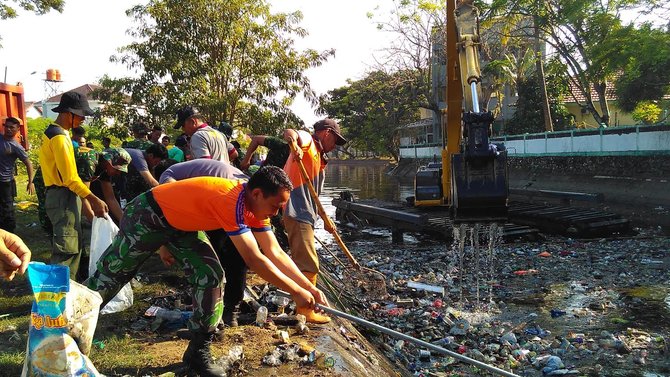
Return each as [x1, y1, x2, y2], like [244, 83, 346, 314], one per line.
[0, 173, 343, 376]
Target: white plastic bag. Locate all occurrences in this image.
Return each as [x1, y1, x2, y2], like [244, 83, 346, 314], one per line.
[89, 215, 133, 314]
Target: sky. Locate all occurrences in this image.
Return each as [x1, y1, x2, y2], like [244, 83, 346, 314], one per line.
[0, 0, 395, 127]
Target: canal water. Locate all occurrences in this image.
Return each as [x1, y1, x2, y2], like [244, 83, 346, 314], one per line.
[321, 160, 411, 204]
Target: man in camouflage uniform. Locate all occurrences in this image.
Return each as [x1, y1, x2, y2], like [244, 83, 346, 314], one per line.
[121, 122, 154, 151]
[32, 168, 52, 235]
[85, 166, 328, 377]
[240, 134, 291, 247]
[122, 143, 168, 203]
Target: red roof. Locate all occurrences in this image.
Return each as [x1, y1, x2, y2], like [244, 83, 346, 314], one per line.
[45, 84, 101, 103]
[565, 75, 619, 104]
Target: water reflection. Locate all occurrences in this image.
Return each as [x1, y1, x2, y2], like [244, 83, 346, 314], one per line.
[322, 161, 413, 203]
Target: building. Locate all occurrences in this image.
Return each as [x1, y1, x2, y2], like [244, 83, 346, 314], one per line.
[41, 84, 104, 119]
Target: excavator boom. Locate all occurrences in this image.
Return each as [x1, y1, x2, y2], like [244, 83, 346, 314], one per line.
[415, 0, 508, 222]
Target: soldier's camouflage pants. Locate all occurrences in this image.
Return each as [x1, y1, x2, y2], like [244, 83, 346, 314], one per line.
[85, 191, 224, 333]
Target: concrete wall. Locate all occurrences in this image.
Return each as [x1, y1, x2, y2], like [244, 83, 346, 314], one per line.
[497, 125, 670, 156]
[508, 155, 670, 179]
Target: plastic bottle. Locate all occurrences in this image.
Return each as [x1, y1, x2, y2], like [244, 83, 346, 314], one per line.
[155, 308, 183, 322]
[296, 314, 307, 326]
[256, 306, 268, 326]
[270, 296, 290, 313]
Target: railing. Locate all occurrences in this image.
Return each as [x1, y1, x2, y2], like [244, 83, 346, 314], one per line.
[399, 124, 670, 158]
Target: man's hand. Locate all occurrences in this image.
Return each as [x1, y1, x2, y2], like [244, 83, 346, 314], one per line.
[86, 194, 109, 218]
[158, 246, 176, 267]
[292, 287, 316, 309]
[26, 182, 35, 196]
[0, 229, 31, 281]
[308, 286, 330, 307]
[240, 160, 251, 171]
[324, 217, 337, 235]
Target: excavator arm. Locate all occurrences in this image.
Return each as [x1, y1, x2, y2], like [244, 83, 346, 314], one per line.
[415, 0, 508, 222]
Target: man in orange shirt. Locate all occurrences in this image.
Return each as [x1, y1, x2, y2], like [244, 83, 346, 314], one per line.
[85, 166, 327, 377]
[282, 119, 346, 323]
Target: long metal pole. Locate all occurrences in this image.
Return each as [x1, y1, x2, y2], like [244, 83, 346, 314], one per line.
[317, 304, 520, 377]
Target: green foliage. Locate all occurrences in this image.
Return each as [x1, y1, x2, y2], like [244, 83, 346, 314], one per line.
[95, 0, 333, 138]
[26, 117, 52, 165]
[367, 0, 445, 114]
[485, 0, 657, 126]
[319, 70, 424, 161]
[0, 0, 63, 19]
[611, 24, 670, 112]
[0, 0, 63, 47]
[504, 61, 574, 135]
[631, 101, 662, 124]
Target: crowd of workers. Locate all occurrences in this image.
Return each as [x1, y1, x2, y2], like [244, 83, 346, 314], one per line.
[0, 90, 347, 377]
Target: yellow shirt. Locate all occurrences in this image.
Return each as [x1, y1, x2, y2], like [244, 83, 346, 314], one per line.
[38, 124, 91, 198]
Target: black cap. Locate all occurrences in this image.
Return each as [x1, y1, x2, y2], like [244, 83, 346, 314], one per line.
[132, 122, 149, 135]
[174, 106, 200, 129]
[51, 91, 94, 117]
[313, 119, 347, 145]
[175, 135, 188, 147]
[219, 121, 233, 138]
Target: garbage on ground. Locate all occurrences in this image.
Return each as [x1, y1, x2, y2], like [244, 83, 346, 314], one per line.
[311, 225, 670, 377]
[144, 305, 192, 331]
[261, 343, 318, 366]
[407, 281, 445, 295]
[256, 306, 268, 326]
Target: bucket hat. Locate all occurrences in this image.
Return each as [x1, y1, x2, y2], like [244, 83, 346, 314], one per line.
[51, 91, 94, 117]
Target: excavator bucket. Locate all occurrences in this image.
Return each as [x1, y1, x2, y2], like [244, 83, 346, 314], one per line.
[450, 112, 508, 222]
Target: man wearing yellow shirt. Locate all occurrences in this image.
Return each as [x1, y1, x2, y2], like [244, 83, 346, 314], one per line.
[39, 91, 108, 280]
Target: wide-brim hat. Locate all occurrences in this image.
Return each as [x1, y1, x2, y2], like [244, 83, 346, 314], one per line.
[174, 106, 200, 129]
[51, 91, 95, 117]
[101, 147, 132, 173]
[313, 118, 347, 145]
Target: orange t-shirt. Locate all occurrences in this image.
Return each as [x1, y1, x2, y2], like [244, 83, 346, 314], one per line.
[152, 176, 270, 234]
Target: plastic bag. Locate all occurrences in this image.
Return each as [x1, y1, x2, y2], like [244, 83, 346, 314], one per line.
[89, 215, 133, 314]
[22, 262, 102, 377]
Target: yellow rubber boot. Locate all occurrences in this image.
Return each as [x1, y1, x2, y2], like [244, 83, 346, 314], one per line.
[296, 272, 331, 324]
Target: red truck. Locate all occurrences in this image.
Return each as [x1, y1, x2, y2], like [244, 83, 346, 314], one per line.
[0, 82, 29, 149]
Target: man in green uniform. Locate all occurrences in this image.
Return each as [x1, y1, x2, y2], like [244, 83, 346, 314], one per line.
[121, 122, 154, 151]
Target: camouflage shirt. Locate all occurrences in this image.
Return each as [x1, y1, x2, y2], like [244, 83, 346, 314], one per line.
[121, 139, 155, 151]
[75, 146, 100, 183]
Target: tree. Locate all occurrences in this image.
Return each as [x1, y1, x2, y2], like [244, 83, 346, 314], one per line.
[486, 0, 653, 126]
[631, 101, 662, 125]
[609, 24, 670, 112]
[0, 0, 62, 19]
[1, 0, 63, 46]
[504, 58, 574, 134]
[320, 70, 424, 161]
[95, 0, 333, 136]
[367, 0, 445, 132]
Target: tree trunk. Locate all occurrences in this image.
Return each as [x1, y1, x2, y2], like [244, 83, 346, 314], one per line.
[534, 16, 553, 132]
[593, 81, 611, 126]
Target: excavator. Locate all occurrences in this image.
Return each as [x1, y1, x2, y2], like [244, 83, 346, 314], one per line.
[414, 0, 508, 221]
